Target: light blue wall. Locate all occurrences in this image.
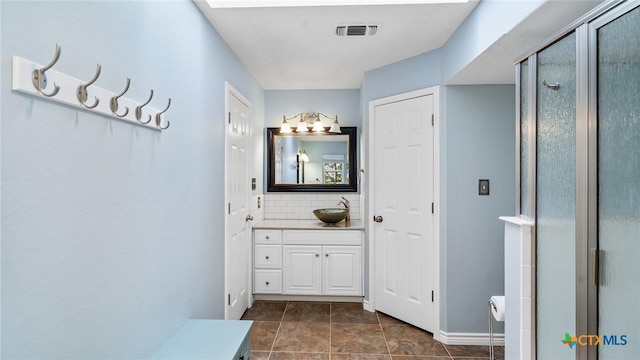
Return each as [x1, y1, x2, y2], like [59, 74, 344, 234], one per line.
[444, 85, 514, 333]
[0, 1, 264, 358]
[264, 89, 360, 128]
[441, 0, 545, 83]
[361, 49, 442, 121]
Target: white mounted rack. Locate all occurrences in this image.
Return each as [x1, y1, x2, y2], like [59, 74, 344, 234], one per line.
[11, 44, 171, 131]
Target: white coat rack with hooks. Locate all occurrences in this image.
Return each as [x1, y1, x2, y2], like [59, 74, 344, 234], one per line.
[11, 44, 171, 131]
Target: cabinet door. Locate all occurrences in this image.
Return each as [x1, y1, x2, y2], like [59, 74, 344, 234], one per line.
[283, 246, 322, 295]
[323, 246, 362, 296]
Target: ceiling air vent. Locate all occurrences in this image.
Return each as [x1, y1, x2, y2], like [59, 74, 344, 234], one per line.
[336, 25, 378, 37]
[347, 25, 367, 36]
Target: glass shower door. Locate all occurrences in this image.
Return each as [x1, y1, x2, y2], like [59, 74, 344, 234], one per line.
[596, 5, 640, 358]
[535, 32, 576, 360]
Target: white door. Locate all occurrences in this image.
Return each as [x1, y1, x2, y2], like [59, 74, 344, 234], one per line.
[225, 87, 252, 320]
[323, 246, 362, 296]
[283, 245, 322, 295]
[373, 94, 435, 331]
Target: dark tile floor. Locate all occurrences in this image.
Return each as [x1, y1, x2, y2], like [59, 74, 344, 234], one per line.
[241, 301, 504, 360]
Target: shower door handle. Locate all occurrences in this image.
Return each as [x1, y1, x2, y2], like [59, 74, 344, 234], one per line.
[590, 248, 599, 286]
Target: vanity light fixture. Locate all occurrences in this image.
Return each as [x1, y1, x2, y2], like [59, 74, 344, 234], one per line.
[328, 116, 341, 133]
[312, 117, 324, 132]
[280, 115, 292, 133]
[296, 117, 309, 132]
[280, 112, 341, 133]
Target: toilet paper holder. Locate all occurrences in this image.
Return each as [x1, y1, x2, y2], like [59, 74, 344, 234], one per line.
[488, 296, 505, 360]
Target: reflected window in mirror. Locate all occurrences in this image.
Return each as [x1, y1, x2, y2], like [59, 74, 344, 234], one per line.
[267, 127, 357, 192]
[323, 155, 346, 184]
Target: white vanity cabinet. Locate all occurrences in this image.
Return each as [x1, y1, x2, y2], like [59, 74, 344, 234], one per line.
[322, 245, 362, 295]
[253, 230, 283, 294]
[252, 226, 363, 297]
[283, 245, 322, 295]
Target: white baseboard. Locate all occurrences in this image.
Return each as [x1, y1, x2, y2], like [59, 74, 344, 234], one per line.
[439, 330, 505, 346]
[254, 294, 362, 303]
[363, 299, 374, 313]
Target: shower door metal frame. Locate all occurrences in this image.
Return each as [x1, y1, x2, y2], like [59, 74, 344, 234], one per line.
[515, 53, 538, 359]
[575, 20, 593, 360]
[583, 2, 640, 359]
[515, 1, 638, 359]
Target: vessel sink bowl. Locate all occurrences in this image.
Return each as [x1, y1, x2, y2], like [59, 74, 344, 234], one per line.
[313, 208, 349, 224]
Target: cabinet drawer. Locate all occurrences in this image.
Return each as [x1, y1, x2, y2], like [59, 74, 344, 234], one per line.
[254, 270, 282, 293]
[254, 230, 282, 244]
[254, 245, 282, 268]
[283, 230, 361, 245]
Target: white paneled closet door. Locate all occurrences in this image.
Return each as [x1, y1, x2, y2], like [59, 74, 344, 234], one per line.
[226, 87, 252, 320]
[373, 94, 435, 332]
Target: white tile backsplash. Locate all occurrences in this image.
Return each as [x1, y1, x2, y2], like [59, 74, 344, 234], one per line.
[264, 193, 362, 220]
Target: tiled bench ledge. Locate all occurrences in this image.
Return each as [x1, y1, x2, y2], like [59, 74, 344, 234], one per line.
[499, 216, 535, 360]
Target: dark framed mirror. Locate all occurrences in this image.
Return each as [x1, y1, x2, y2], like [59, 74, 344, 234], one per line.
[266, 127, 357, 192]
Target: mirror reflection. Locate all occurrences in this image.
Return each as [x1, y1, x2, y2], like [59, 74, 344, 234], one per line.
[274, 135, 349, 184]
[267, 127, 357, 192]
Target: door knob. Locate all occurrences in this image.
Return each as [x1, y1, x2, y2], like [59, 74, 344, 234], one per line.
[245, 214, 253, 222]
[373, 215, 383, 223]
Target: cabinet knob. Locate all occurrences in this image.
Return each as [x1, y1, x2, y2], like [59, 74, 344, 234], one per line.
[265, 236, 270, 240]
[325, 253, 329, 257]
[315, 253, 319, 257]
[265, 281, 270, 286]
[265, 255, 270, 260]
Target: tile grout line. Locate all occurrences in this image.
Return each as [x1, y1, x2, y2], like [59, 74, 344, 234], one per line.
[376, 311, 393, 357]
[267, 300, 288, 359]
[443, 342, 455, 360]
[329, 301, 332, 356]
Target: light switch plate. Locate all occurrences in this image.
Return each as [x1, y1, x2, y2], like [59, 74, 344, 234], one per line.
[479, 179, 490, 195]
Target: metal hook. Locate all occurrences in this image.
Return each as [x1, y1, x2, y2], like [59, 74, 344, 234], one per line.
[76, 64, 101, 109]
[110, 78, 130, 118]
[135, 89, 154, 124]
[31, 43, 62, 97]
[543, 80, 560, 90]
[155, 98, 171, 130]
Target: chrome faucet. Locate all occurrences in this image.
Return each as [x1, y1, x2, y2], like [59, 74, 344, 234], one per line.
[337, 196, 351, 225]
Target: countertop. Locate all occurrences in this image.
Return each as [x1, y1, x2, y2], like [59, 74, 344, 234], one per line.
[253, 219, 364, 230]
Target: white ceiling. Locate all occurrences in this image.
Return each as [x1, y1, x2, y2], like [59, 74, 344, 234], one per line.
[194, 0, 603, 89]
